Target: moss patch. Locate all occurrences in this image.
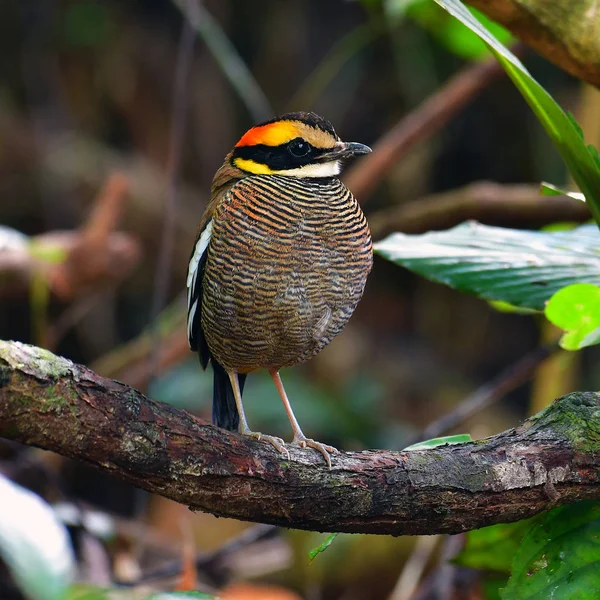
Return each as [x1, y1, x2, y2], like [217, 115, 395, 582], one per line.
[542, 392, 600, 454]
[0, 341, 72, 380]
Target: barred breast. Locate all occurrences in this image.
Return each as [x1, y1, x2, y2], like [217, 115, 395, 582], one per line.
[201, 174, 372, 373]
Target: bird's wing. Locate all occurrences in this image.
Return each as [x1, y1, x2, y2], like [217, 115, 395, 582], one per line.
[186, 218, 212, 367]
[187, 155, 244, 368]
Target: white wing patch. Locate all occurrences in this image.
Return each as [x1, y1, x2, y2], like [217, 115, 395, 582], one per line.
[187, 219, 213, 348]
[187, 219, 213, 306]
[187, 298, 199, 341]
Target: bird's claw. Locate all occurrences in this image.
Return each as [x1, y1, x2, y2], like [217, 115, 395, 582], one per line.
[243, 431, 290, 459]
[291, 436, 339, 468]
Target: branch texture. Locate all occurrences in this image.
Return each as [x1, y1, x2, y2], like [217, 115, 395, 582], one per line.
[467, 0, 600, 88]
[1, 340, 599, 536]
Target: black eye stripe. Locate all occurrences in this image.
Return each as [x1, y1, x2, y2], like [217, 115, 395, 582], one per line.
[233, 141, 330, 171]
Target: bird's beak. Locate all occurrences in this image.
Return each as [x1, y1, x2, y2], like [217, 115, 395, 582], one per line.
[316, 141, 372, 161]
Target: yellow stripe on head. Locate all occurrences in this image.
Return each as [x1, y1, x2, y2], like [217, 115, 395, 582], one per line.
[235, 121, 299, 148]
[233, 158, 276, 175]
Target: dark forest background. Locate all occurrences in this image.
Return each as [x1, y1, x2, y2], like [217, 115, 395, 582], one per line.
[0, 1, 597, 599]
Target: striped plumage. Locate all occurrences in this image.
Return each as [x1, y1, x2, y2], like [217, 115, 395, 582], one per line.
[187, 112, 372, 466]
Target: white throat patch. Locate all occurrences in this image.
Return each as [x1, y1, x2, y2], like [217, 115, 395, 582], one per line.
[276, 160, 341, 178]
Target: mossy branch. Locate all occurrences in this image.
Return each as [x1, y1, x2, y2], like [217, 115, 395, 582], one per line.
[466, 0, 600, 88]
[1, 339, 599, 535]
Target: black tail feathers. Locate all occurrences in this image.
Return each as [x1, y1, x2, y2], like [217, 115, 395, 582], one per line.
[211, 359, 246, 431]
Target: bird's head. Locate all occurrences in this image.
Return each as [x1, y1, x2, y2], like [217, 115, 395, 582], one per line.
[229, 112, 371, 178]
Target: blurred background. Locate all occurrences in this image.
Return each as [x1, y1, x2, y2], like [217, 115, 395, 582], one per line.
[0, 0, 597, 598]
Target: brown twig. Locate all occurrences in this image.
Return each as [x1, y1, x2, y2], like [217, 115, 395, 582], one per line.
[1, 340, 599, 536]
[368, 181, 591, 239]
[0, 105, 199, 282]
[0, 174, 140, 305]
[344, 52, 521, 201]
[49, 172, 139, 300]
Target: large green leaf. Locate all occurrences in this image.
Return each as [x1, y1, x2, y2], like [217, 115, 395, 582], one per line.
[0, 475, 75, 600]
[374, 222, 600, 310]
[545, 283, 600, 350]
[502, 501, 600, 599]
[434, 0, 600, 227]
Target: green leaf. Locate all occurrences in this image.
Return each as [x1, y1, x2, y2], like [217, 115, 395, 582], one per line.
[540, 182, 586, 202]
[145, 593, 217, 600]
[434, 0, 600, 227]
[403, 433, 471, 450]
[374, 222, 600, 310]
[402, 1, 512, 60]
[545, 283, 600, 350]
[588, 144, 600, 171]
[308, 533, 339, 563]
[567, 112, 584, 139]
[502, 501, 600, 599]
[454, 518, 536, 572]
[0, 475, 75, 600]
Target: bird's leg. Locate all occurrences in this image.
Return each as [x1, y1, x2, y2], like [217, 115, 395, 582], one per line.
[227, 371, 289, 458]
[269, 369, 339, 468]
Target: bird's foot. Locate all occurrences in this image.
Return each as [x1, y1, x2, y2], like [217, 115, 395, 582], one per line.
[291, 435, 339, 468]
[242, 430, 290, 459]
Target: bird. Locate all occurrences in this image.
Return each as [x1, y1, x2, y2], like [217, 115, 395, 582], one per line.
[186, 111, 373, 466]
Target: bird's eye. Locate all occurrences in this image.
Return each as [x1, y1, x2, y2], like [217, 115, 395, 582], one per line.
[288, 138, 310, 157]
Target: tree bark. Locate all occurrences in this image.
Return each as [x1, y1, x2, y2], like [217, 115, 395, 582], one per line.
[1, 340, 599, 536]
[466, 0, 600, 88]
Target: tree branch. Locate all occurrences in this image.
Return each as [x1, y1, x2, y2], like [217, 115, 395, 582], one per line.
[368, 181, 591, 239]
[466, 0, 600, 89]
[1, 340, 599, 536]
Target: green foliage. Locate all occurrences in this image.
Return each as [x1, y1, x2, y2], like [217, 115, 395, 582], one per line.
[380, 0, 512, 59]
[405, 1, 512, 60]
[308, 533, 339, 563]
[502, 502, 600, 599]
[455, 518, 536, 573]
[545, 284, 600, 350]
[457, 503, 600, 598]
[0, 475, 74, 600]
[434, 0, 600, 227]
[403, 433, 471, 450]
[374, 223, 600, 310]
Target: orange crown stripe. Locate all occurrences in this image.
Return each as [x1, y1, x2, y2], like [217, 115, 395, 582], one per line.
[235, 121, 299, 148]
